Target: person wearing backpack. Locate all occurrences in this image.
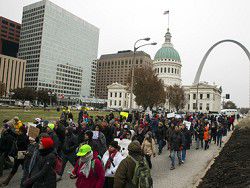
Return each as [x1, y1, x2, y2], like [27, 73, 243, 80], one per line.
[70, 144, 105, 188]
[23, 137, 56, 188]
[102, 141, 124, 188]
[114, 141, 153, 188]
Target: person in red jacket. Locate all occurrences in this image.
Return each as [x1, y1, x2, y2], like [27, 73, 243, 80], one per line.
[70, 144, 105, 188]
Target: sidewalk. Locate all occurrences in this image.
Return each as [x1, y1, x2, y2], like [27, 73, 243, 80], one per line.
[151, 132, 233, 188]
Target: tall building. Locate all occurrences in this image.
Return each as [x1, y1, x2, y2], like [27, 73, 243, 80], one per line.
[0, 54, 26, 96]
[0, 16, 21, 57]
[95, 50, 152, 99]
[153, 28, 182, 86]
[18, 0, 99, 97]
[90, 59, 97, 97]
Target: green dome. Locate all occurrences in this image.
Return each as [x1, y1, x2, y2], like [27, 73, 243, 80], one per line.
[154, 46, 181, 62]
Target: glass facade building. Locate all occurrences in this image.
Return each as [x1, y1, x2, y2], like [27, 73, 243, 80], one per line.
[18, 0, 99, 97]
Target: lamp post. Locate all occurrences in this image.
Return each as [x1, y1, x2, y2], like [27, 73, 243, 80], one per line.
[129, 38, 157, 112]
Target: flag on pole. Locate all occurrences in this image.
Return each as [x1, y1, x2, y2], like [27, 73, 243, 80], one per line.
[163, 10, 169, 15]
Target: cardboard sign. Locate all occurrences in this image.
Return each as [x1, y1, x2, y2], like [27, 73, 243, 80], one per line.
[92, 131, 99, 140]
[120, 112, 129, 118]
[167, 113, 175, 118]
[27, 123, 40, 139]
[183, 121, 191, 130]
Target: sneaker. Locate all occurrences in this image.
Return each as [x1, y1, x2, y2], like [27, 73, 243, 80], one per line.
[181, 160, 184, 163]
[170, 166, 175, 170]
[56, 175, 62, 182]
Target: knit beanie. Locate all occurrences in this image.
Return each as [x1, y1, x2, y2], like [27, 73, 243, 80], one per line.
[41, 137, 54, 149]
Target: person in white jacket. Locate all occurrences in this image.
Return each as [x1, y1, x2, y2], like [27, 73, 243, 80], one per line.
[102, 141, 124, 188]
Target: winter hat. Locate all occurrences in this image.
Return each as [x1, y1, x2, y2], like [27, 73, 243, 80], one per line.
[85, 130, 93, 139]
[41, 137, 54, 149]
[128, 140, 142, 154]
[77, 144, 92, 157]
[48, 123, 55, 130]
[109, 141, 120, 150]
[43, 120, 49, 126]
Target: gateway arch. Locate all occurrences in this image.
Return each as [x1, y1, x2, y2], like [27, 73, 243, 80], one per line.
[193, 39, 250, 107]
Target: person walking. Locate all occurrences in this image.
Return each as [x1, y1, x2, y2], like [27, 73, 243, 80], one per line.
[141, 132, 156, 169]
[23, 137, 56, 188]
[169, 126, 184, 170]
[70, 144, 105, 188]
[217, 125, 223, 147]
[114, 141, 146, 188]
[57, 127, 78, 181]
[0, 126, 29, 186]
[180, 124, 191, 163]
[102, 141, 124, 188]
[204, 125, 210, 150]
[155, 122, 166, 155]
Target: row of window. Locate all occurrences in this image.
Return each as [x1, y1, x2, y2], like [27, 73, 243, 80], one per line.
[57, 65, 83, 72]
[19, 45, 41, 53]
[109, 92, 127, 98]
[20, 27, 43, 37]
[155, 67, 180, 75]
[1, 19, 20, 29]
[18, 49, 40, 57]
[19, 36, 42, 45]
[19, 32, 42, 40]
[188, 103, 210, 111]
[21, 19, 44, 28]
[19, 41, 41, 48]
[23, 5, 45, 15]
[22, 11, 44, 23]
[21, 23, 43, 33]
[98, 59, 144, 67]
[190, 93, 211, 100]
[56, 74, 82, 81]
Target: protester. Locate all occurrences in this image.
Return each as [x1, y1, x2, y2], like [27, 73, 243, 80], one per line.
[204, 125, 210, 150]
[114, 141, 145, 188]
[169, 126, 184, 170]
[57, 127, 78, 181]
[102, 141, 124, 188]
[141, 132, 156, 169]
[155, 122, 166, 155]
[70, 144, 105, 188]
[23, 137, 56, 188]
[0, 126, 29, 186]
[180, 124, 191, 162]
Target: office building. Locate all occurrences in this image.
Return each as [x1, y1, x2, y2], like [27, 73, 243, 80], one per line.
[95, 50, 152, 99]
[0, 54, 26, 96]
[18, 0, 99, 97]
[0, 16, 21, 57]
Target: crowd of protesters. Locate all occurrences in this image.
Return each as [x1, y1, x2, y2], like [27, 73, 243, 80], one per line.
[0, 107, 239, 188]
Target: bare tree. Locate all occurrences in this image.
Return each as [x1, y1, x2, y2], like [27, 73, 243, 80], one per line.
[127, 66, 166, 109]
[166, 84, 186, 112]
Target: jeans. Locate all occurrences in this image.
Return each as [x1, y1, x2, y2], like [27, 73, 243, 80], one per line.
[204, 141, 209, 150]
[145, 154, 152, 169]
[170, 150, 181, 167]
[217, 135, 222, 147]
[157, 139, 163, 153]
[59, 152, 76, 176]
[196, 138, 203, 149]
[181, 149, 186, 161]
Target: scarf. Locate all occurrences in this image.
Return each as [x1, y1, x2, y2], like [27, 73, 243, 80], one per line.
[79, 151, 93, 178]
[105, 149, 117, 170]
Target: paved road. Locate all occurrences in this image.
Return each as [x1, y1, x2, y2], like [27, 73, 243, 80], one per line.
[0, 132, 232, 188]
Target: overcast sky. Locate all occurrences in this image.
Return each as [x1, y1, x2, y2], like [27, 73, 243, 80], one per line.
[1, 0, 250, 107]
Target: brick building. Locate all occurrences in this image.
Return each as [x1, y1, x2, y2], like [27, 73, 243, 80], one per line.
[95, 50, 152, 99]
[0, 16, 21, 58]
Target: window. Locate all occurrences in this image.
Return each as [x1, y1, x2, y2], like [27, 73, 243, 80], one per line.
[110, 100, 112, 106]
[207, 94, 210, 99]
[193, 94, 196, 100]
[200, 94, 203, 99]
[120, 92, 122, 98]
[115, 92, 117, 97]
[206, 103, 210, 111]
[119, 100, 121, 106]
[161, 67, 163, 73]
[199, 103, 202, 110]
[168, 68, 170, 73]
[188, 104, 190, 110]
[164, 67, 166, 73]
[193, 103, 196, 110]
[114, 100, 117, 106]
[110, 92, 112, 97]
[171, 68, 173, 73]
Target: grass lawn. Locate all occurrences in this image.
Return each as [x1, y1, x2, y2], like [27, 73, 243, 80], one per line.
[0, 108, 118, 124]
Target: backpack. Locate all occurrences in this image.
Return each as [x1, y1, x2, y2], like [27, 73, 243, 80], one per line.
[129, 156, 153, 188]
[54, 155, 63, 175]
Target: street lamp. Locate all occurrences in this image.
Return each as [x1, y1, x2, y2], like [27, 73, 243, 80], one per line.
[129, 38, 157, 112]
